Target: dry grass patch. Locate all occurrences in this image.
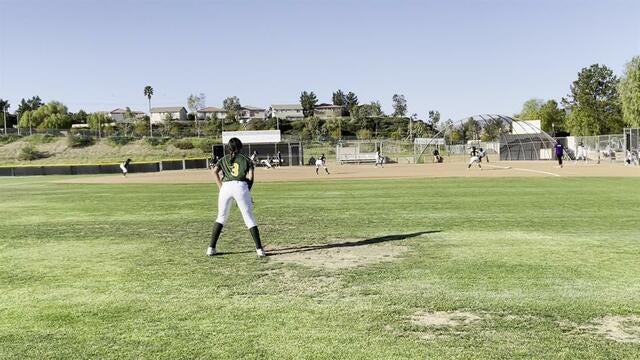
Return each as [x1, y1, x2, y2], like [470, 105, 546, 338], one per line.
[269, 243, 409, 270]
[253, 268, 342, 296]
[559, 315, 640, 344]
[410, 311, 482, 327]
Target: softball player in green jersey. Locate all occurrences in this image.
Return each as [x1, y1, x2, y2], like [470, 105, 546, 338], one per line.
[207, 137, 266, 257]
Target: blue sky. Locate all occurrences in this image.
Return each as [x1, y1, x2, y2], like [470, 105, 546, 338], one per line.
[0, 0, 638, 120]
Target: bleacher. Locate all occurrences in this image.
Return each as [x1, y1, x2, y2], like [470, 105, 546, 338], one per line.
[338, 152, 378, 164]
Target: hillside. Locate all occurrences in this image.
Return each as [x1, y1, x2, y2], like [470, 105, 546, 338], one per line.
[0, 136, 211, 166]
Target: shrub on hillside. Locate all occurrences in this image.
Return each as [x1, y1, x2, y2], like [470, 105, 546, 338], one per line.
[173, 139, 195, 150]
[145, 137, 169, 146]
[108, 136, 135, 146]
[0, 134, 22, 144]
[193, 138, 217, 154]
[66, 133, 95, 148]
[17, 145, 45, 161]
[26, 134, 56, 144]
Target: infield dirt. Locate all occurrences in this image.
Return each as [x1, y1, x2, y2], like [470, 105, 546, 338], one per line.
[59, 160, 640, 184]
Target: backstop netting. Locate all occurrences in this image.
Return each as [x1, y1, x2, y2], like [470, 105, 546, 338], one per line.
[414, 114, 557, 163]
[555, 134, 626, 163]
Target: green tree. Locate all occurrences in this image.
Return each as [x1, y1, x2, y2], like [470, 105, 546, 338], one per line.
[133, 118, 149, 137]
[18, 101, 70, 129]
[357, 128, 372, 140]
[351, 101, 384, 127]
[332, 89, 346, 106]
[412, 120, 429, 138]
[427, 110, 440, 129]
[1, 99, 9, 133]
[619, 56, 640, 127]
[0, 99, 9, 113]
[160, 113, 178, 137]
[332, 89, 347, 116]
[223, 96, 241, 122]
[17, 96, 44, 116]
[187, 93, 206, 136]
[517, 98, 544, 120]
[300, 91, 318, 118]
[204, 116, 221, 137]
[538, 100, 566, 134]
[87, 112, 110, 137]
[562, 64, 623, 135]
[323, 117, 342, 140]
[41, 113, 72, 129]
[144, 86, 153, 136]
[392, 94, 407, 117]
[462, 117, 481, 142]
[345, 92, 359, 115]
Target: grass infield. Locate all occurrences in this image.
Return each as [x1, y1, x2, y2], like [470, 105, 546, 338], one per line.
[1, 176, 640, 359]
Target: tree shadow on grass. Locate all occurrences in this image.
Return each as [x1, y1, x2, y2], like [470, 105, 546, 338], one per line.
[267, 230, 441, 256]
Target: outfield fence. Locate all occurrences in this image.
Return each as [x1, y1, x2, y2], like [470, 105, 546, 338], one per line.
[0, 158, 209, 177]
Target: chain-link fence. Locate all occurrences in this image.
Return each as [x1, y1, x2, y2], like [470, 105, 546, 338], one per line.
[555, 134, 625, 163]
[334, 139, 414, 164]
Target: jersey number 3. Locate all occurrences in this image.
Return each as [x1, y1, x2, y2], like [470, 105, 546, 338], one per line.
[230, 163, 240, 177]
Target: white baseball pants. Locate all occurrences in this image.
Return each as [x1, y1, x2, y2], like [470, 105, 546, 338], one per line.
[216, 180, 257, 228]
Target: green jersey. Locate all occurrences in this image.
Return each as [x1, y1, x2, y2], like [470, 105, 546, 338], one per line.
[218, 154, 253, 182]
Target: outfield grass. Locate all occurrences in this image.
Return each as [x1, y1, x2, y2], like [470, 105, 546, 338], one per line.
[1, 176, 640, 359]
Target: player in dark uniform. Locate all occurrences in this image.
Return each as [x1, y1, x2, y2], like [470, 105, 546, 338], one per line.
[120, 158, 132, 176]
[276, 151, 283, 167]
[208, 137, 265, 257]
[315, 153, 329, 174]
[478, 148, 489, 163]
[467, 147, 481, 169]
[555, 142, 565, 168]
[433, 148, 442, 163]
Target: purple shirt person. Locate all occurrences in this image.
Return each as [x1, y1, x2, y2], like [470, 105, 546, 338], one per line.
[554, 143, 564, 168]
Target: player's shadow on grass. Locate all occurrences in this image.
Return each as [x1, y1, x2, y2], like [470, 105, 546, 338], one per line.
[268, 230, 441, 256]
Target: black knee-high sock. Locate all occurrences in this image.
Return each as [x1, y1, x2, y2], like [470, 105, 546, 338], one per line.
[249, 226, 263, 249]
[210, 222, 223, 248]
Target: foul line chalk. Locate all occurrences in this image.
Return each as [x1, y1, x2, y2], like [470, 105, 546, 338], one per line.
[485, 164, 561, 177]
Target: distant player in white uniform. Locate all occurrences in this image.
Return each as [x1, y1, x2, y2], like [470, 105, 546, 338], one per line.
[120, 158, 131, 176]
[375, 148, 384, 167]
[260, 154, 273, 169]
[207, 137, 266, 257]
[467, 147, 482, 170]
[478, 147, 489, 163]
[315, 153, 330, 175]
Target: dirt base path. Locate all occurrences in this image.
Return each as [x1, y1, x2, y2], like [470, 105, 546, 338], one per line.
[58, 160, 640, 184]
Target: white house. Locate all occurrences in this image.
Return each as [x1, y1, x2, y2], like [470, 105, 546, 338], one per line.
[197, 107, 227, 121]
[150, 107, 187, 124]
[239, 106, 266, 121]
[109, 108, 146, 122]
[315, 103, 343, 119]
[270, 104, 304, 120]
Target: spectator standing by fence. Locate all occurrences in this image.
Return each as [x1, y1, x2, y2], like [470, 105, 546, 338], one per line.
[555, 142, 565, 168]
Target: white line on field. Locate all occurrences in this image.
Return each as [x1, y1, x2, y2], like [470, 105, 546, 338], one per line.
[485, 164, 561, 177]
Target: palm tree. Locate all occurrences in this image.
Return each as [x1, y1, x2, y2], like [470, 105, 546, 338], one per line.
[144, 85, 154, 137]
